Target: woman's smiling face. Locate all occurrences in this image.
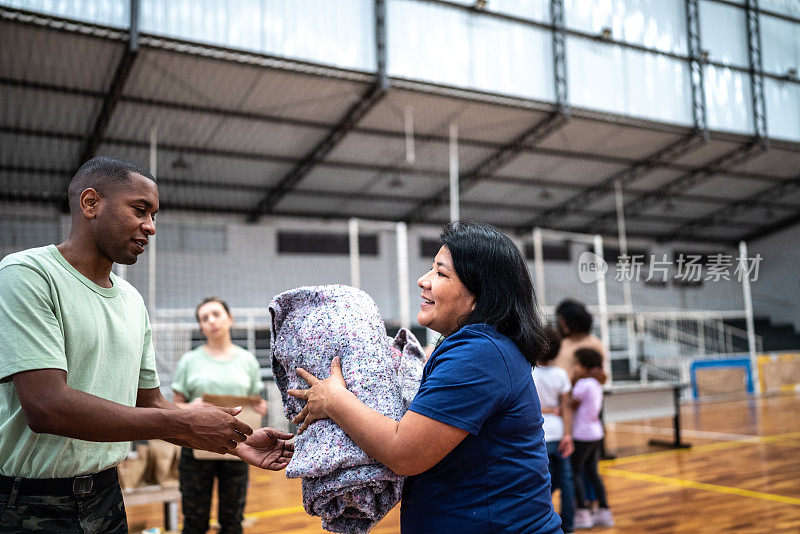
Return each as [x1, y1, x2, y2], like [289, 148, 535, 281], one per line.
[417, 246, 475, 337]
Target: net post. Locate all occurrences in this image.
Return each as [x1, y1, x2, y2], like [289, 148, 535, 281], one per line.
[739, 240, 760, 394]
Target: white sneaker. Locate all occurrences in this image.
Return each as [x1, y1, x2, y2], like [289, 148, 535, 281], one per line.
[593, 508, 615, 527]
[574, 508, 593, 529]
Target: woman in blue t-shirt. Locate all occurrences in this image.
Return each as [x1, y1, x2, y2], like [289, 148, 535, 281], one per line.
[289, 221, 562, 533]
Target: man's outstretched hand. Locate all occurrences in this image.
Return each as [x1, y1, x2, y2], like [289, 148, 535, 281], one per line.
[235, 427, 295, 470]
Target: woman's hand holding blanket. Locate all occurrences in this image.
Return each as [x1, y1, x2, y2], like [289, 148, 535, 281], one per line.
[289, 356, 352, 433]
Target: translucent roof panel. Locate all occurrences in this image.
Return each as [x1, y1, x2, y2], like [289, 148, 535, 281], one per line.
[1, 0, 130, 27]
[138, 0, 376, 72]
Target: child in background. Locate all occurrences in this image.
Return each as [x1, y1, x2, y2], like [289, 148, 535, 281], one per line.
[570, 348, 614, 529]
[533, 327, 576, 533]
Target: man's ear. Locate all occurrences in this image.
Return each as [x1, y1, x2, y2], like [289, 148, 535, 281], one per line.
[79, 188, 100, 219]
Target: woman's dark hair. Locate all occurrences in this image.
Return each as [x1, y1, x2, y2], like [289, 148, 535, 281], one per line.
[195, 296, 232, 323]
[439, 221, 547, 365]
[538, 326, 561, 365]
[574, 347, 607, 385]
[555, 299, 593, 335]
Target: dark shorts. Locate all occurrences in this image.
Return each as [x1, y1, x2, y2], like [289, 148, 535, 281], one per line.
[0, 470, 127, 533]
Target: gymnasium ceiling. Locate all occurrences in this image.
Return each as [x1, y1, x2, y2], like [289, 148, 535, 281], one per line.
[2, 7, 800, 246]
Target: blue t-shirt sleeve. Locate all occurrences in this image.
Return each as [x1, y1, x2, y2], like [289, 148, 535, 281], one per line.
[408, 333, 509, 435]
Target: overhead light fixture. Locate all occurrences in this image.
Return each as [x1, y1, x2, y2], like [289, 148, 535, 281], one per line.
[171, 153, 190, 171]
[600, 26, 613, 41]
[474, 0, 488, 10]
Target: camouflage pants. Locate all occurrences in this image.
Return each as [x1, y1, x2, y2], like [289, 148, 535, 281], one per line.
[179, 448, 248, 534]
[0, 478, 127, 533]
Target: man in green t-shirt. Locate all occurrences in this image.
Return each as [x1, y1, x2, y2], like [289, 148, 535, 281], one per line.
[0, 156, 293, 532]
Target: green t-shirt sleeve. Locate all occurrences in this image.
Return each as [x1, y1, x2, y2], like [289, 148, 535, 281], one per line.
[137, 308, 159, 389]
[248, 352, 265, 396]
[0, 264, 68, 383]
[171, 353, 191, 399]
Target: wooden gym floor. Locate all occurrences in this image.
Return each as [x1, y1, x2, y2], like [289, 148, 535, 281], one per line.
[126, 393, 800, 533]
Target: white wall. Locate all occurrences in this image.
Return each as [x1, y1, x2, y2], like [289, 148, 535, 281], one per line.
[73, 210, 750, 322]
[1, 207, 756, 325]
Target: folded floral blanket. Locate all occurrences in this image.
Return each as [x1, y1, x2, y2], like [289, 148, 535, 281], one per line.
[269, 285, 424, 533]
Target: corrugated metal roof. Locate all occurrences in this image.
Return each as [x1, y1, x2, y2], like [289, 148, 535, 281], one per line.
[326, 132, 497, 172]
[1, 167, 64, 196]
[0, 20, 124, 92]
[729, 147, 800, 178]
[463, 180, 573, 208]
[670, 139, 741, 167]
[0, 132, 80, 169]
[359, 88, 549, 144]
[684, 176, 775, 200]
[537, 118, 679, 160]
[105, 101, 326, 157]
[295, 166, 442, 200]
[126, 49, 369, 125]
[1, 14, 798, 244]
[0, 85, 99, 134]
[496, 152, 626, 186]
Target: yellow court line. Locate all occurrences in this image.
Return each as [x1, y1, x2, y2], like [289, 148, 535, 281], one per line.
[245, 504, 307, 520]
[600, 431, 800, 467]
[600, 438, 760, 467]
[770, 437, 800, 448]
[240, 431, 800, 520]
[600, 467, 800, 506]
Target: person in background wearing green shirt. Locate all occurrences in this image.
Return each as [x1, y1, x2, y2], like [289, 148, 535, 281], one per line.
[173, 297, 267, 534]
[0, 156, 294, 533]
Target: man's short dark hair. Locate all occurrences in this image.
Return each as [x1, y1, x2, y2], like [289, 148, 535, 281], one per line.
[68, 156, 155, 211]
[555, 299, 593, 335]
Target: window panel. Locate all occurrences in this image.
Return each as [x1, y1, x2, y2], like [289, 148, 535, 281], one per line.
[759, 0, 800, 17]
[704, 65, 754, 134]
[765, 78, 800, 141]
[700, 0, 748, 68]
[139, 0, 376, 71]
[564, 0, 687, 55]
[278, 231, 378, 256]
[2, 0, 129, 27]
[566, 37, 692, 125]
[490, 0, 549, 22]
[760, 14, 800, 76]
[388, 0, 554, 101]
